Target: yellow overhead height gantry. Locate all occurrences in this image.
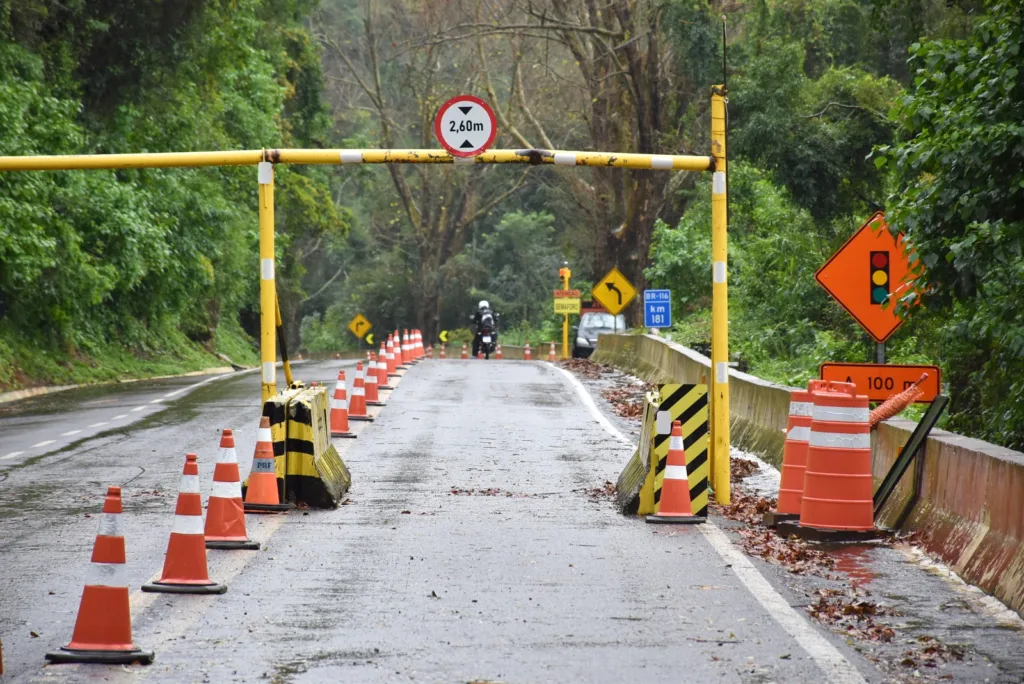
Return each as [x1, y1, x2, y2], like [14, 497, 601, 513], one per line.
[0, 87, 730, 504]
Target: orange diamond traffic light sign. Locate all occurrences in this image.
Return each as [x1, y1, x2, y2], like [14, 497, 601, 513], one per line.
[815, 212, 915, 343]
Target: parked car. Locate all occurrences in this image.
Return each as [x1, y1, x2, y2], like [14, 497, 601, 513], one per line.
[572, 312, 627, 358]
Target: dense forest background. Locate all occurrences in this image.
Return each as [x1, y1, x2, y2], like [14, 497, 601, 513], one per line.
[0, 0, 1021, 448]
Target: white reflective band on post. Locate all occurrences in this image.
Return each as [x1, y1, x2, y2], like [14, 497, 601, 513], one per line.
[663, 464, 690, 481]
[261, 258, 274, 281]
[713, 261, 727, 284]
[217, 446, 237, 464]
[252, 458, 275, 473]
[262, 362, 276, 383]
[788, 426, 811, 442]
[340, 150, 363, 164]
[810, 431, 870, 449]
[353, 386, 365, 396]
[669, 434, 685, 452]
[171, 514, 205, 535]
[713, 171, 726, 194]
[813, 405, 870, 423]
[553, 152, 577, 166]
[651, 155, 674, 170]
[257, 427, 273, 442]
[656, 410, 671, 435]
[257, 161, 273, 185]
[716, 361, 729, 385]
[85, 562, 127, 588]
[211, 481, 242, 500]
[179, 474, 200, 494]
[97, 513, 124, 538]
[790, 401, 814, 417]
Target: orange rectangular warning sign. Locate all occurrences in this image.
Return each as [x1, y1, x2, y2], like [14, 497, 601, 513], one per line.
[820, 363, 941, 403]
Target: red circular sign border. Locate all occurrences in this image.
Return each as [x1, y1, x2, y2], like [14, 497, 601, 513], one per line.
[434, 95, 498, 158]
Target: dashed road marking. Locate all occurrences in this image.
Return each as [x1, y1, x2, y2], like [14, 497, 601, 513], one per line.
[556, 362, 867, 684]
[32, 440, 56, 448]
[1, 452, 24, 460]
[61, 430, 82, 436]
[131, 406, 147, 412]
[113, 414, 127, 420]
[88, 422, 107, 428]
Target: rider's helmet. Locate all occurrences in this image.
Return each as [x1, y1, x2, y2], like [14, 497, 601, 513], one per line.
[478, 300, 490, 311]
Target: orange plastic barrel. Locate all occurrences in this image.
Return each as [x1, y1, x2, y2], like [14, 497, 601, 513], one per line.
[775, 386, 816, 514]
[799, 381, 874, 531]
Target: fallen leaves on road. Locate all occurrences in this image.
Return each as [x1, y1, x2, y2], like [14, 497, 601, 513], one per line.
[899, 636, 965, 669]
[558, 358, 610, 378]
[448, 487, 535, 498]
[714, 489, 776, 526]
[731, 456, 758, 482]
[736, 527, 837, 577]
[600, 386, 647, 419]
[807, 588, 896, 642]
[576, 480, 616, 501]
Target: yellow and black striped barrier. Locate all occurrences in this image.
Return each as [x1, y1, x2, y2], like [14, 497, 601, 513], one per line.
[285, 386, 351, 508]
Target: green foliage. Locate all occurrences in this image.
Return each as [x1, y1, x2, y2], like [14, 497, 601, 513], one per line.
[882, 1, 1024, 447]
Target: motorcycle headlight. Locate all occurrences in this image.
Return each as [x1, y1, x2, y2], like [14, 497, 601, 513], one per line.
[576, 336, 589, 346]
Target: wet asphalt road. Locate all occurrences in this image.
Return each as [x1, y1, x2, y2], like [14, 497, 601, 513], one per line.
[1, 359, 1023, 683]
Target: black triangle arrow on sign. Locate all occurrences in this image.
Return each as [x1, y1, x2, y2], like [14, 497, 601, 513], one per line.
[458, 106, 472, 115]
[459, 139, 474, 149]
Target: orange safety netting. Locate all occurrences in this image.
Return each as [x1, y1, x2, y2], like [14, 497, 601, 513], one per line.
[869, 373, 927, 428]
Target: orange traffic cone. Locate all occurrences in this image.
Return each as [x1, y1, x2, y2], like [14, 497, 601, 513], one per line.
[763, 385, 818, 527]
[416, 330, 424, 358]
[46, 487, 154, 665]
[427, 344, 433, 359]
[348, 362, 374, 422]
[205, 429, 259, 550]
[143, 454, 227, 594]
[386, 335, 399, 378]
[461, 344, 468, 359]
[646, 421, 703, 524]
[402, 329, 412, 366]
[244, 417, 292, 512]
[440, 344, 447, 359]
[495, 344, 503, 360]
[377, 342, 394, 390]
[366, 353, 385, 406]
[524, 340, 532, 360]
[795, 381, 874, 534]
[548, 342, 557, 362]
[330, 371, 356, 438]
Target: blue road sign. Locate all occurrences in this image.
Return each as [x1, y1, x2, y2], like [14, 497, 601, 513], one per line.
[643, 289, 672, 328]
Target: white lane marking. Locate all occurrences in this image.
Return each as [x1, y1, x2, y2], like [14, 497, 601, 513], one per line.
[112, 414, 127, 420]
[559, 363, 866, 683]
[88, 422, 107, 428]
[162, 372, 232, 399]
[699, 523, 867, 683]
[1, 452, 24, 460]
[150, 398, 164, 404]
[131, 406, 146, 412]
[552, 365, 630, 444]
[61, 430, 82, 436]
[32, 440, 55, 448]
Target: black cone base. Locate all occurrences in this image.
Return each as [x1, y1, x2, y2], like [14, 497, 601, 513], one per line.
[243, 501, 295, 513]
[367, 400, 386, 406]
[206, 539, 260, 550]
[762, 511, 800, 528]
[349, 415, 374, 422]
[46, 646, 155, 665]
[142, 581, 227, 595]
[775, 521, 883, 542]
[645, 514, 705, 525]
[331, 431, 357, 439]
[380, 385, 395, 390]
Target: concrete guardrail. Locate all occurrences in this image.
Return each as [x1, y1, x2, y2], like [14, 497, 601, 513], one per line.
[592, 333, 1024, 619]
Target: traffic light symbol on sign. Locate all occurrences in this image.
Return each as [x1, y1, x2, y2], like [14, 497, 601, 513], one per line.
[870, 251, 889, 305]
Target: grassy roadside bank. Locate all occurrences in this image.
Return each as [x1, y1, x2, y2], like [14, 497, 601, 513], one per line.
[0, 318, 259, 393]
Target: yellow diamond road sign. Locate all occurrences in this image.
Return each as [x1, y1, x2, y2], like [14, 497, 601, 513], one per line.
[593, 267, 637, 315]
[348, 313, 371, 339]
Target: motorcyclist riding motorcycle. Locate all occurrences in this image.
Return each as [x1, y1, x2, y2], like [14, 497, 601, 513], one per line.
[471, 300, 499, 359]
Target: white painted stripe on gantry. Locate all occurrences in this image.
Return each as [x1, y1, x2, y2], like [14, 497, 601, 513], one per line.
[262, 362, 276, 383]
[656, 410, 671, 435]
[651, 155, 674, 170]
[809, 431, 870, 449]
[171, 515, 204, 535]
[340, 150, 363, 164]
[261, 258, 275, 281]
[790, 401, 814, 417]
[216, 447, 237, 465]
[97, 513, 124, 538]
[257, 161, 273, 184]
[716, 362, 729, 385]
[211, 481, 242, 499]
[179, 474, 200, 494]
[788, 426, 811, 442]
[663, 464, 690, 481]
[812, 405, 869, 423]
[713, 171, 726, 195]
[85, 562, 127, 588]
[713, 261, 727, 284]
[553, 152, 577, 166]
[258, 427, 273, 443]
[562, 364, 867, 684]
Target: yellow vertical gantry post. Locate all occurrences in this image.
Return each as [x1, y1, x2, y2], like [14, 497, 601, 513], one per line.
[710, 85, 731, 505]
[560, 266, 571, 359]
[258, 159, 277, 405]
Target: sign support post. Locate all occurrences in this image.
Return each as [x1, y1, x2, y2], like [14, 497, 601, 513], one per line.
[710, 85, 730, 506]
[876, 342, 886, 364]
[559, 265, 572, 360]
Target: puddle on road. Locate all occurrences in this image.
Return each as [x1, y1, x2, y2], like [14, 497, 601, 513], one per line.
[828, 544, 877, 588]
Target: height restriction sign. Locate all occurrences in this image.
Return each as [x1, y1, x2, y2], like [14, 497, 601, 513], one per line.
[815, 212, 917, 343]
[434, 95, 497, 158]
